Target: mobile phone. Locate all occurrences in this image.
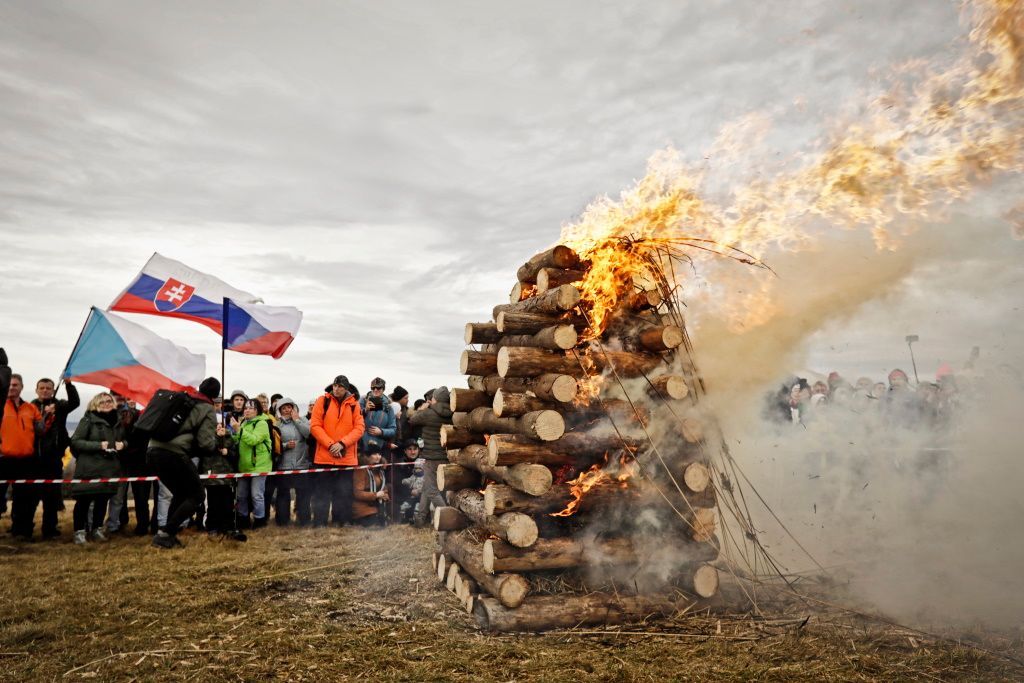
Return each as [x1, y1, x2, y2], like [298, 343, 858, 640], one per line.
[216, 413, 223, 425]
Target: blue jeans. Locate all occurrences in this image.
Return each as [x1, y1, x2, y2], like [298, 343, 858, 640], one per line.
[236, 476, 266, 518]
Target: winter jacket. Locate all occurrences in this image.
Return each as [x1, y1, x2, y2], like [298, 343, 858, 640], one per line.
[32, 383, 80, 462]
[278, 415, 311, 470]
[70, 410, 126, 496]
[233, 414, 273, 473]
[147, 393, 218, 460]
[407, 386, 453, 461]
[199, 429, 235, 487]
[1, 398, 42, 458]
[352, 467, 387, 520]
[359, 394, 397, 453]
[310, 393, 365, 467]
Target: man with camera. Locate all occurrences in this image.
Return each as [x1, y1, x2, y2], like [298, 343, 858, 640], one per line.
[32, 377, 80, 539]
[359, 377, 396, 455]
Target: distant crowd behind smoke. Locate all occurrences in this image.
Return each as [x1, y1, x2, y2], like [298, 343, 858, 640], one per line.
[763, 361, 977, 433]
[730, 353, 1024, 631]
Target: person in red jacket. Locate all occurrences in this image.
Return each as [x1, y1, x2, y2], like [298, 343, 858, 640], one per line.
[0, 373, 44, 540]
[309, 375, 365, 527]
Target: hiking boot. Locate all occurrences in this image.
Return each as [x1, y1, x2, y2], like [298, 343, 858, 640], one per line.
[151, 532, 183, 549]
[235, 514, 251, 530]
[73, 530, 87, 545]
[252, 515, 268, 529]
[227, 530, 247, 542]
[92, 529, 109, 542]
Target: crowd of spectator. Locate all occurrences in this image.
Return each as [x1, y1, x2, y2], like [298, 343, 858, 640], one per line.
[764, 366, 967, 430]
[0, 366, 454, 549]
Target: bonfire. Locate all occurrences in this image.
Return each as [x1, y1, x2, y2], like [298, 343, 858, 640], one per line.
[430, 239, 769, 632]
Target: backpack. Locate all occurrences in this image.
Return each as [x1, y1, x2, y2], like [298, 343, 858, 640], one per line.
[135, 390, 196, 441]
[268, 422, 284, 462]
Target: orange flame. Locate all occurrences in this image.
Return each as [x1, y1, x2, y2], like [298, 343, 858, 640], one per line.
[550, 454, 637, 517]
[560, 0, 1024, 334]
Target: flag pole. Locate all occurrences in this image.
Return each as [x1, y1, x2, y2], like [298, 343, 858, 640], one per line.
[56, 307, 96, 394]
[221, 298, 228, 400]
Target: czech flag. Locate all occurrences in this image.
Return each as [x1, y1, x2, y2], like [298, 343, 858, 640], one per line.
[109, 253, 260, 335]
[223, 298, 302, 359]
[62, 308, 206, 405]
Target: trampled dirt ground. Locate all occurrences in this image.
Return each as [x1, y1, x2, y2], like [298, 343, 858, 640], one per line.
[1, 522, 1021, 682]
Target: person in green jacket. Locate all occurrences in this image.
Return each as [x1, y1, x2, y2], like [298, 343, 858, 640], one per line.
[69, 392, 126, 544]
[231, 398, 272, 529]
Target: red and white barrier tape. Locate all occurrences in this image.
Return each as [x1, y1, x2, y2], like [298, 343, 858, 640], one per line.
[0, 461, 417, 485]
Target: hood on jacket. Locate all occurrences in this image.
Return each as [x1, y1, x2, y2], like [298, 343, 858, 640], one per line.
[431, 386, 450, 406]
[277, 397, 301, 419]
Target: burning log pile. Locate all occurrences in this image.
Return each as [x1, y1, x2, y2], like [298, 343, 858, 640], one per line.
[431, 243, 725, 632]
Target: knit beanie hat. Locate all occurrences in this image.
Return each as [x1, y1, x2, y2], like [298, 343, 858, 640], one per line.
[390, 385, 409, 401]
[198, 377, 221, 401]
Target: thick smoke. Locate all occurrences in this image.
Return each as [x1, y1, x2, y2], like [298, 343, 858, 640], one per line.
[720, 368, 1024, 630]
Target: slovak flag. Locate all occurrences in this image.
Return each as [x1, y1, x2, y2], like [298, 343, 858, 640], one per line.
[223, 298, 303, 359]
[62, 308, 206, 405]
[109, 253, 261, 335]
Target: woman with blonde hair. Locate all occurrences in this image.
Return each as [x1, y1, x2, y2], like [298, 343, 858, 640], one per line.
[69, 392, 126, 544]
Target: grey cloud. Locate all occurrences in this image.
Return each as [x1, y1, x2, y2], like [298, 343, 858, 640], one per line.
[0, 0, 1001, 403]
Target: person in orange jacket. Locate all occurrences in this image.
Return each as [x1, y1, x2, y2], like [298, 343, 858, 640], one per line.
[1, 373, 44, 540]
[309, 375, 364, 527]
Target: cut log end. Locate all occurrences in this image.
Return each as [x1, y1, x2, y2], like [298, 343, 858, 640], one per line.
[651, 375, 689, 400]
[681, 418, 704, 443]
[691, 564, 720, 598]
[519, 410, 565, 441]
[499, 513, 539, 548]
[496, 575, 530, 609]
[682, 462, 711, 493]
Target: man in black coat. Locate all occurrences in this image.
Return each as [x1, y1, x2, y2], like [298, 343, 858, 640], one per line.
[32, 377, 80, 539]
[0, 348, 10, 430]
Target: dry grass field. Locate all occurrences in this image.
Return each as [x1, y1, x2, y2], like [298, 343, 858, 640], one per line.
[0, 522, 1021, 682]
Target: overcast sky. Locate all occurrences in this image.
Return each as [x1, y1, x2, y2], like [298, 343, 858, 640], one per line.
[2, 0, 1021, 407]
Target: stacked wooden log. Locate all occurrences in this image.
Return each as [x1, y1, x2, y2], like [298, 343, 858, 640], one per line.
[431, 244, 722, 632]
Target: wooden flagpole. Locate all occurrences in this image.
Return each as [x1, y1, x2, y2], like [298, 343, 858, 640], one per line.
[56, 307, 96, 395]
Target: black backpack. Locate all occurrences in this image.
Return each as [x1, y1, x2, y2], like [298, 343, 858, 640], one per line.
[136, 389, 196, 441]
